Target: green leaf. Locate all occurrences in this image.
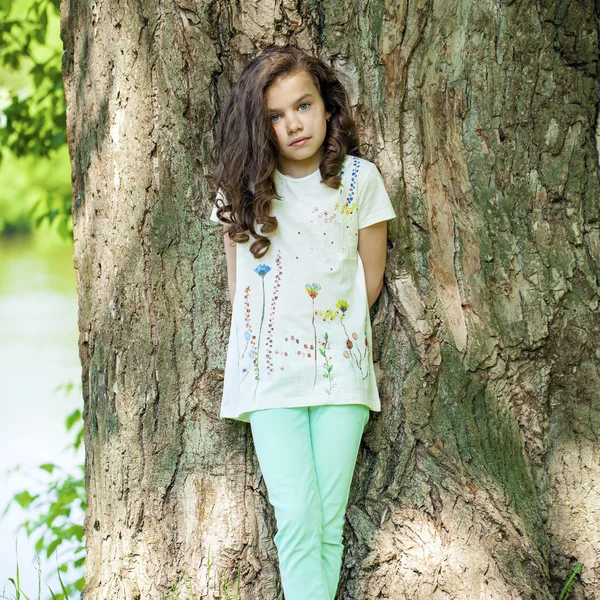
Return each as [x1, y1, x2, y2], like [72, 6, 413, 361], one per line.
[14, 490, 36, 508]
[37, 9, 47, 43]
[56, 562, 70, 597]
[4, 404, 86, 599]
[0, 0, 14, 14]
[65, 409, 81, 430]
[46, 537, 61, 558]
[63, 524, 84, 540]
[74, 556, 85, 568]
[74, 574, 86, 590]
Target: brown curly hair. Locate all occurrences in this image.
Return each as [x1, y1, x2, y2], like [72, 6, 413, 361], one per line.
[207, 45, 364, 259]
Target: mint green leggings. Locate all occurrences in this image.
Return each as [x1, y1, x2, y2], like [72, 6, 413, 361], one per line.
[248, 403, 370, 600]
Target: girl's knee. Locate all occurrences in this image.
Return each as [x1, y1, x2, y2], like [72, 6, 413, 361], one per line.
[274, 504, 323, 547]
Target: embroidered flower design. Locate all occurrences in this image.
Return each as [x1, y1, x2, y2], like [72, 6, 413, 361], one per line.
[255, 264, 272, 277]
[334, 156, 360, 216]
[239, 286, 256, 381]
[319, 331, 335, 395]
[336, 299, 349, 314]
[316, 308, 338, 322]
[274, 334, 314, 364]
[305, 283, 321, 389]
[314, 297, 370, 380]
[253, 263, 273, 386]
[265, 250, 282, 374]
[305, 283, 321, 298]
[312, 206, 337, 223]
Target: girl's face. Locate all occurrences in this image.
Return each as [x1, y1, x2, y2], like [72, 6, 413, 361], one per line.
[266, 70, 332, 177]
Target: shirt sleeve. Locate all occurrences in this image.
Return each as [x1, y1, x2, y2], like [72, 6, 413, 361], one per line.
[357, 163, 397, 229]
[209, 187, 229, 224]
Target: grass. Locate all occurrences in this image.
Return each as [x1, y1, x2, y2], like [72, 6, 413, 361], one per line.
[165, 546, 242, 600]
[2, 542, 584, 600]
[1, 537, 242, 600]
[1, 538, 70, 600]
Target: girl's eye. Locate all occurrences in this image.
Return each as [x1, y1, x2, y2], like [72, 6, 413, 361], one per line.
[270, 103, 311, 123]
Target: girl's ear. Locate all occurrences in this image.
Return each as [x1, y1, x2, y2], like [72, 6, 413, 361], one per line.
[326, 110, 332, 121]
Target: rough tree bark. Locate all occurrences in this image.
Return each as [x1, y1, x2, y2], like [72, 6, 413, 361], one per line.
[60, 0, 600, 598]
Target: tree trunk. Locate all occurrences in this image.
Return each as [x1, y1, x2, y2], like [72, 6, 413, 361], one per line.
[60, 0, 600, 598]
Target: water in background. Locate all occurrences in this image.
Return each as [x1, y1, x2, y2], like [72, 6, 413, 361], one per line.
[0, 229, 84, 595]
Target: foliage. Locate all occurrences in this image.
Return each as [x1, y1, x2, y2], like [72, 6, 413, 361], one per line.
[0, 0, 65, 163]
[0, 0, 72, 241]
[1, 403, 85, 600]
[1, 546, 72, 600]
[557, 562, 583, 600]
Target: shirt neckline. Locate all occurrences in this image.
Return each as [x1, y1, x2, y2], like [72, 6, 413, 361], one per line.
[275, 165, 322, 182]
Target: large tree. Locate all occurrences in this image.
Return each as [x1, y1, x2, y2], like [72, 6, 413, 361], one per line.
[60, 0, 600, 598]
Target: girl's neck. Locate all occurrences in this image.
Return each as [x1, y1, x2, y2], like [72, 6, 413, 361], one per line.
[276, 147, 325, 179]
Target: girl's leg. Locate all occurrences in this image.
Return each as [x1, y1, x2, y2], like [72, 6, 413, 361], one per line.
[248, 407, 330, 600]
[308, 403, 370, 599]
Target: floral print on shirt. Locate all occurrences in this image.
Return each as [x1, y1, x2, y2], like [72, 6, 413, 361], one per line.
[334, 156, 360, 216]
[315, 298, 370, 380]
[237, 155, 370, 393]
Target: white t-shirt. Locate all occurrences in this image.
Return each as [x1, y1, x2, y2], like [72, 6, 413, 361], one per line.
[209, 154, 396, 422]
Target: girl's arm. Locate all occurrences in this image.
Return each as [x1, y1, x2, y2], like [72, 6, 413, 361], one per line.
[357, 220, 388, 309]
[222, 225, 237, 309]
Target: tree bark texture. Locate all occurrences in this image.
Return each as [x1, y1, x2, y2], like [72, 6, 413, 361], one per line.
[60, 0, 600, 598]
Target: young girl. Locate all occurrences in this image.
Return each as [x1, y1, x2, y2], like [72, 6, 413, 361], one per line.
[208, 45, 396, 600]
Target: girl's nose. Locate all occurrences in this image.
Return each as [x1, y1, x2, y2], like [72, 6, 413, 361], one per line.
[286, 114, 303, 132]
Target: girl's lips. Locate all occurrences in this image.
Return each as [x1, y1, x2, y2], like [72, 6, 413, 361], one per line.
[290, 137, 310, 146]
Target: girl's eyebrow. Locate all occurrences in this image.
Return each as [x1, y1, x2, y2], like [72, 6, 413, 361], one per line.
[268, 93, 313, 113]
